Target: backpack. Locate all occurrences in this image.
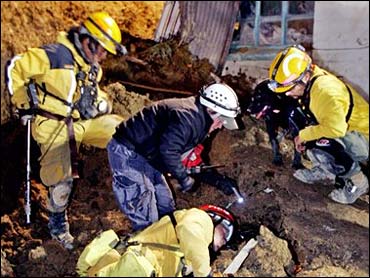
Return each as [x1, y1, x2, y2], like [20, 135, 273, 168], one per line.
[77, 223, 184, 277]
[92, 246, 157, 277]
[76, 229, 158, 277]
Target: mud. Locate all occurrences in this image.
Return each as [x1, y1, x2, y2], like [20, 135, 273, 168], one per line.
[1, 2, 369, 277]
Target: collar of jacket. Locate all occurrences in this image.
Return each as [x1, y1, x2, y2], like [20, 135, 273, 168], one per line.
[57, 30, 90, 72]
[196, 97, 214, 128]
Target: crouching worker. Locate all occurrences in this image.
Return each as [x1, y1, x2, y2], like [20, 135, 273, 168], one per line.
[76, 205, 236, 277]
[268, 44, 369, 204]
[107, 83, 241, 231]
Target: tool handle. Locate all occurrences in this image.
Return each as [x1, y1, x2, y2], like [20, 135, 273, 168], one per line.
[186, 164, 225, 174]
[223, 238, 258, 275]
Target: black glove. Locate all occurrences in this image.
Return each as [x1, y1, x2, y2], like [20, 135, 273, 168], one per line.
[214, 175, 237, 195]
[179, 176, 195, 192]
[195, 170, 236, 196]
[76, 85, 99, 119]
[18, 109, 34, 126]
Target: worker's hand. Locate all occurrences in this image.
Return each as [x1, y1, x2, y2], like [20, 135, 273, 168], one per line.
[116, 44, 128, 56]
[194, 170, 236, 196]
[215, 176, 236, 196]
[179, 176, 195, 192]
[96, 99, 110, 114]
[294, 135, 306, 153]
[18, 109, 34, 126]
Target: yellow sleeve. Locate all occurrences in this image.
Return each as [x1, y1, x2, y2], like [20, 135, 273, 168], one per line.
[96, 67, 113, 114]
[176, 209, 214, 277]
[299, 78, 349, 142]
[6, 48, 50, 110]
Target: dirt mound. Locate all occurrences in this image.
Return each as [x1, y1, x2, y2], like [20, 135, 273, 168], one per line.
[1, 1, 163, 56]
[1, 2, 369, 277]
[102, 35, 216, 94]
[2, 115, 368, 277]
[1, 1, 164, 124]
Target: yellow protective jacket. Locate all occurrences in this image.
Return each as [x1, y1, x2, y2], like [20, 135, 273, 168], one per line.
[5, 30, 122, 186]
[299, 65, 369, 142]
[133, 208, 214, 277]
[78, 208, 214, 277]
[6, 30, 110, 119]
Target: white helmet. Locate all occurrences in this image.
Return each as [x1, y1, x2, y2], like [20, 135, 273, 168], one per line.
[200, 83, 241, 130]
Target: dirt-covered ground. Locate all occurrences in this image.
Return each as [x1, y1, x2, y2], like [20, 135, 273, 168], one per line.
[0, 1, 165, 124]
[1, 2, 369, 277]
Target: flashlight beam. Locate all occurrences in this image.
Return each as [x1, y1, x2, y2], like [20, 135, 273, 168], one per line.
[232, 187, 245, 203]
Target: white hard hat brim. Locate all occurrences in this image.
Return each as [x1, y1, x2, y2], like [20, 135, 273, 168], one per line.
[200, 97, 239, 118]
[219, 115, 239, 130]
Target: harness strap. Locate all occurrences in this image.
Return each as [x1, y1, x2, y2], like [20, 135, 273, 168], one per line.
[344, 84, 353, 122]
[37, 83, 74, 108]
[37, 109, 80, 179]
[138, 242, 181, 252]
[167, 212, 178, 233]
[301, 74, 354, 124]
[129, 212, 179, 249]
[117, 212, 185, 277]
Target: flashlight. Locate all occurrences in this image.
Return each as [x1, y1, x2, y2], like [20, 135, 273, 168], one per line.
[232, 187, 245, 204]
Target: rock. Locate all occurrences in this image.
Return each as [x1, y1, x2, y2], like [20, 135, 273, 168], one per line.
[1, 249, 15, 277]
[239, 225, 293, 277]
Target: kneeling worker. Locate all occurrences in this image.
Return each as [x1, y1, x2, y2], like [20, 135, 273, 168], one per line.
[77, 204, 236, 277]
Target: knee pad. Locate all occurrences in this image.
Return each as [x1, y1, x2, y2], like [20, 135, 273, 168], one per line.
[47, 180, 73, 213]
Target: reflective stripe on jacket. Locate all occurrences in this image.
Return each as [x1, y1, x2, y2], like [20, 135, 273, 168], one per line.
[299, 65, 369, 142]
[6, 30, 109, 119]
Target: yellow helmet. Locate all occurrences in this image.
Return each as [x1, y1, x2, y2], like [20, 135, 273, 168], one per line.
[268, 45, 312, 93]
[82, 12, 124, 55]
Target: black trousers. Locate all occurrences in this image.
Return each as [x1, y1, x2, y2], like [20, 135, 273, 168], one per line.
[305, 138, 354, 176]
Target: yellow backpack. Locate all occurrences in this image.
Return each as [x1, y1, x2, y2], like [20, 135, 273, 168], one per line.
[76, 229, 183, 277]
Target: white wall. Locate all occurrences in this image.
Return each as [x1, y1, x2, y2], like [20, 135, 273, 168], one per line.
[222, 2, 369, 102]
[313, 2, 369, 101]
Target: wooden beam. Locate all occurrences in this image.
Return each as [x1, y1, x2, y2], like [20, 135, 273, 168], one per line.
[119, 81, 194, 96]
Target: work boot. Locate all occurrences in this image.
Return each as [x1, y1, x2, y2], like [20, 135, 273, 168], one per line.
[48, 211, 74, 250]
[293, 166, 335, 184]
[329, 171, 369, 204]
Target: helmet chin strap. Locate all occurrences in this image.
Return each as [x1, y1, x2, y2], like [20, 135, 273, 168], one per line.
[85, 38, 102, 66]
[301, 70, 314, 98]
[77, 25, 99, 63]
[207, 108, 221, 120]
[74, 31, 91, 64]
[88, 38, 99, 57]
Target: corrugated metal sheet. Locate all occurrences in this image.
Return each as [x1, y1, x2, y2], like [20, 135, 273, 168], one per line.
[154, 1, 181, 42]
[154, 1, 240, 71]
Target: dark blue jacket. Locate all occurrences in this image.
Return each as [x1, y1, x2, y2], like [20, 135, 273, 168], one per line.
[113, 96, 213, 182]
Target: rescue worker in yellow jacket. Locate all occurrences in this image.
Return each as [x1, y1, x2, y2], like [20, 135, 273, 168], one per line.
[268, 45, 369, 204]
[77, 205, 235, 277]
[5, 12, 126, 249]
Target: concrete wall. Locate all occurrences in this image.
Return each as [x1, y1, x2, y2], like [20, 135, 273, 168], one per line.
[222, 2, 369, 102]
[312, 2, 369, 101]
